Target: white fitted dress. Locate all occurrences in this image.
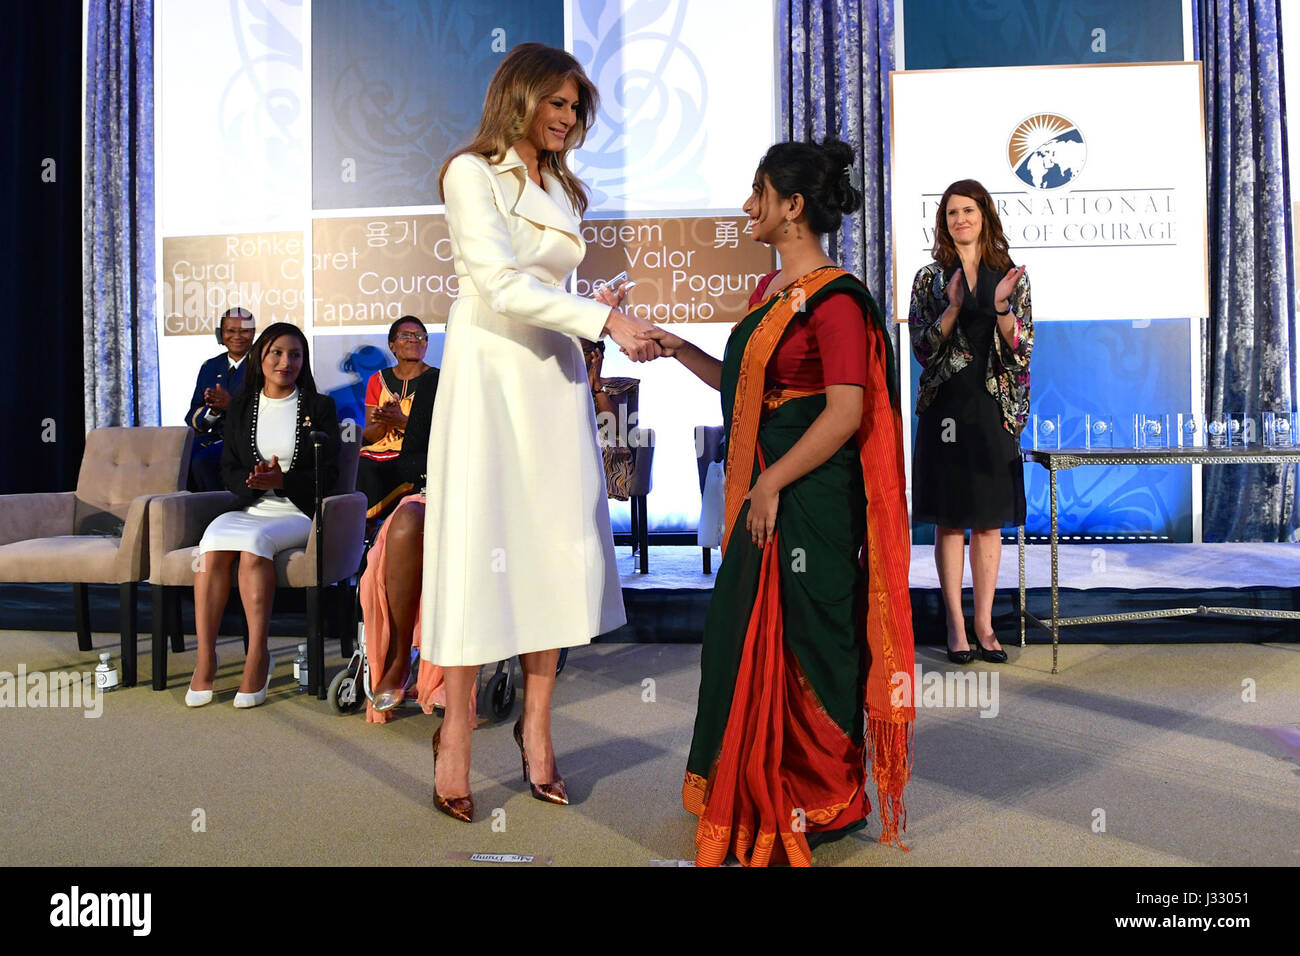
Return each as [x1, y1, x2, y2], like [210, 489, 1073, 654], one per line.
[198, 389, 313, 559]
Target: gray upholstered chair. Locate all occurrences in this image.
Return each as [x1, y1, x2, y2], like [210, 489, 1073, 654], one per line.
[694, 425, 725, 574]
[0, 426, 194, 685]
[147, 435, 366, 697]
[626, 426, 655, 574]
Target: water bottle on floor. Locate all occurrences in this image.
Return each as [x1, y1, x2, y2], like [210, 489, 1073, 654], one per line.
[294, 644, 308, 693]
[94, 652, 119, 692]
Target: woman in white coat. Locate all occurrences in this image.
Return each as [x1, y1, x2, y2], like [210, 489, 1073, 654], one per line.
[411, 43, 660, 822]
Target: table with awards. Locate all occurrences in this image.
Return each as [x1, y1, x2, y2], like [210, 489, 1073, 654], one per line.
[1017, 444, 1300, 674]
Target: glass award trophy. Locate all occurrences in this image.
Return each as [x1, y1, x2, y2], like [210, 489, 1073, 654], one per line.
[1228, 412, 1255, 447]
[1264, 411, 1295, 448]
[1032, 414, 1061, 450]
[1085, 414, 1113, 450]
[1137, 413, 1170, 449]
[1176, 413, 1202, 448]
[1207, 415, 1228, 449]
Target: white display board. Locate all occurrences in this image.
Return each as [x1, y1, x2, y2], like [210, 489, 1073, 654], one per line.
[153, 0, 309, 433]
[155, 0, 308, 239]
[890, 62, 1209, 322]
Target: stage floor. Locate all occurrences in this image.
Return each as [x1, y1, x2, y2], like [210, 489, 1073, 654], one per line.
[1, 631, 1296, 866]
[0, 543, 1295, 646]
[613, 542, 1300, 644]
[618, 542, 1300, 591]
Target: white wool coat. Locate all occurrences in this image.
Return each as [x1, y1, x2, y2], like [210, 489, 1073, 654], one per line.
[420, 147, 626, 667]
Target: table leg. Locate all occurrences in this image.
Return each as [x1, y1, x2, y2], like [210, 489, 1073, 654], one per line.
[1018, 524, 1026, 647]
[1051, 465, 1060, 675]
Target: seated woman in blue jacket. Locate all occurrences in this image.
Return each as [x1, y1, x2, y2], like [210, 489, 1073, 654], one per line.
[187, 307, 254, 491]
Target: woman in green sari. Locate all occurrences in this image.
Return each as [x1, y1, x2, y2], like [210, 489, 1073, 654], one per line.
[642, 139, 915, 866]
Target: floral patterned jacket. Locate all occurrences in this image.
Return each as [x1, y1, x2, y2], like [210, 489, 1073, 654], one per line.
[907, 261, 1033, 437]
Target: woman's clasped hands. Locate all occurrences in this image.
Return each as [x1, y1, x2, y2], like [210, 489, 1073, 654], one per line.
[591, 281, 667, 363]
[634, 325, 685, 357]
[246, 456, 284, 490]
[372, 399, 408, 431]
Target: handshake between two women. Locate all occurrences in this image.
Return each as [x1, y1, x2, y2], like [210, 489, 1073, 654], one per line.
[594, 281, 693, 366]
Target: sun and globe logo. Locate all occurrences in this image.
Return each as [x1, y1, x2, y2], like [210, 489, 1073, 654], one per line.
[1007, 113, 1086, 189]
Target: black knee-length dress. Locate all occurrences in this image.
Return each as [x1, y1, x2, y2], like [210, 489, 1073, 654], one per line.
[912, 263, 1026, 529]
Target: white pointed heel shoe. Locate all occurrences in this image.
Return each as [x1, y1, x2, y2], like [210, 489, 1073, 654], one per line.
[233, 651, 274, 709]
[185, 654, 219, 708]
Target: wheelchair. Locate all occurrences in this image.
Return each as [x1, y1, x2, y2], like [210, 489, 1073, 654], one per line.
[329, 637, 566, 722]
[327, 497, 567, 721]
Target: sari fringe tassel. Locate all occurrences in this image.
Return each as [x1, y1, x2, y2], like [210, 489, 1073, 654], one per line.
[866, 715, 914, 850]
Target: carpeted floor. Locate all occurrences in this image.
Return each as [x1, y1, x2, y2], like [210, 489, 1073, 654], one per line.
[1, 629, 1297, 866]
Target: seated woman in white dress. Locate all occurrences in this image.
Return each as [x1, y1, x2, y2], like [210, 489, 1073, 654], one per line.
[185, 322, 341, 709]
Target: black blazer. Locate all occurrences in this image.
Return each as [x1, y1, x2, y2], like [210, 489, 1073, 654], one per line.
[220, 387, 341, 517]
[396, 367, 440, 488]
[187, 353, 248, 444]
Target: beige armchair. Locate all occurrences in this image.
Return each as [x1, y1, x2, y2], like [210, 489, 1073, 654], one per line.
[0, 426, 194, 686]
[148, 436, 366, 697]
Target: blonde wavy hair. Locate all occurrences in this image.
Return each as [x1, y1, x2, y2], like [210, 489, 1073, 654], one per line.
[438, 43, 599, 217]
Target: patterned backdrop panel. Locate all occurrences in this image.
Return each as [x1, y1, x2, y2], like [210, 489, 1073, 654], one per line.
[156, 0, 307, 236]
[311, 0, 564, 210]
[570, 0, 775, 214]
[901, 0, 1184, 69]
[909, 318, 1194, 541]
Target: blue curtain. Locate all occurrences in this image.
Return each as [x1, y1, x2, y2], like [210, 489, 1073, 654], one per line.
[0, 2, 87, 493]
[84, 0, 158, 428]
[1194, 0, 1297, 541]
[777, 0, 894, 325]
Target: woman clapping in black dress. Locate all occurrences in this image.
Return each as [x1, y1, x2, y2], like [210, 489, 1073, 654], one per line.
[909, 179, 1032, 664]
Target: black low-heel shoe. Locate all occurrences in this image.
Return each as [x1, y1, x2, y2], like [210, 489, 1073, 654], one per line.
[946, 644, 976, 665]
[973, 634, 1008, 664]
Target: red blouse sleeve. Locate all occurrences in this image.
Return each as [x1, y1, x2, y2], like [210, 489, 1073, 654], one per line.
[811, 293, 868, 387]
[364, 371, 383, 406]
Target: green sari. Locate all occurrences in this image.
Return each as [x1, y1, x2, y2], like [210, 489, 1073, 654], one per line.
[682, 268, 915, 866]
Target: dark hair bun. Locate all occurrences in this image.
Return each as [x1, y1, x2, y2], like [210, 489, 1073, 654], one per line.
[818, 137, 862, 215]
[757, 137, 862, 235]
[820, 137, 855, 171]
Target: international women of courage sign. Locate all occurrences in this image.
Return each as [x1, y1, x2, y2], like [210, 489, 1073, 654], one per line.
[889, 62, 1209, 323]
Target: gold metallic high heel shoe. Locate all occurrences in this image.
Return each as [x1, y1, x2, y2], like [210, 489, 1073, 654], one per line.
[513, 716, 569, 806]
[372, 650, 414, 713]
[431, 726, 473, 823]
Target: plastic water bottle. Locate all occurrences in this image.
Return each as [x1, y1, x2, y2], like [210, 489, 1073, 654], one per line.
[294, 644, 309, 693]
[94, 652, 119, 692]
